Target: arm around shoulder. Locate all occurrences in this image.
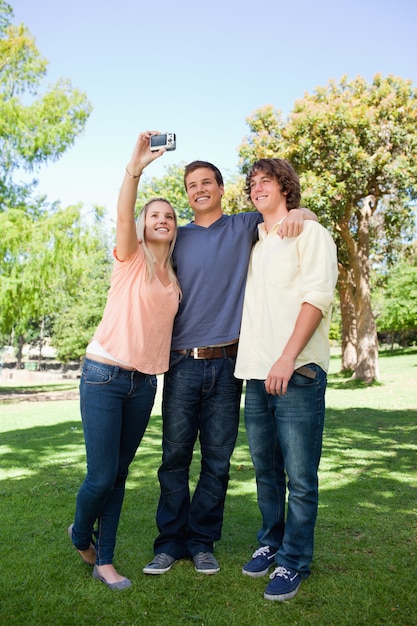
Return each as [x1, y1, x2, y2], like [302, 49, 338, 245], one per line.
[301, 207, 318, 222]
[279, 207, 318, 239]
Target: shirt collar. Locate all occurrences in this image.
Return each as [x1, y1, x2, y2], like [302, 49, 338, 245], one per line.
[257, 217, 286, 239]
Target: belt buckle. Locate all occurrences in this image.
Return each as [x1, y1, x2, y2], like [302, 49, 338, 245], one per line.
[193, 347, 204, 359]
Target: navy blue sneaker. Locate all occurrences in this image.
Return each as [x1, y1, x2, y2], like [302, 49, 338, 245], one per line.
[264, 566, 302, 601]
[242, 546, 277, 578]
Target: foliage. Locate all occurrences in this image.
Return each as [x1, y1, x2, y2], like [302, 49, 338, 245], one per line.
[51, 241, 112, 361]
[239, 105, 286, 169]
[0, 203, 112, 360]
[0, 1, 97, 360]
[222, 174, 251, 214]
[239, 75, 417, 382]
[375, 256, 417, 345]
[0, 1, 92, 209]
[0, 350, 416, 625]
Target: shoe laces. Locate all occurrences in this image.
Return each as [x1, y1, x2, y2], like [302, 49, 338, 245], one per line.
[195, 552, 215, 563]
[154, 553, 171, 565]
[252, 546, 272, 558]
[269, 566, 296, 581]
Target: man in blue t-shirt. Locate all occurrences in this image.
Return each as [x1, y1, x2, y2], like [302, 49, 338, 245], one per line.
[143, 160, 315, 576]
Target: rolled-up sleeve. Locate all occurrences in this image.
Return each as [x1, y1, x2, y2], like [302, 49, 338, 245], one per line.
[299, 222, 338, 316]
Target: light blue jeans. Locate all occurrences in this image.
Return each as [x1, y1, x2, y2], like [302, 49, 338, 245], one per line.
[72, 358, 157, 565]
[244, 364, 326, 577]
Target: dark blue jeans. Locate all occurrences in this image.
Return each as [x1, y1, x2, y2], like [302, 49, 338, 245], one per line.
[154, 351, 243, 558]
[244, 364, 326, 577]
[72, 358, 157, 565]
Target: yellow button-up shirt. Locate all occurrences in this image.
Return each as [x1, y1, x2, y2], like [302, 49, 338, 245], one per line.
[235, 219, 338, 380]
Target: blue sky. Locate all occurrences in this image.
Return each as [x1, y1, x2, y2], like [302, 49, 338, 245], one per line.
[10, 0, 417, 220]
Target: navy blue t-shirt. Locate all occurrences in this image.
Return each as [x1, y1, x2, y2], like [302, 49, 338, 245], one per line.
[171, 212, 262, 350]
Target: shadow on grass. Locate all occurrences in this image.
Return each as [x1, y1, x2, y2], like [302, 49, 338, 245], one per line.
[322, 407, 417, 476]
[377, 347, 417, 359]
[0, 406, 416, 625]
[327, 378, 384, 390]
[0, 382, 78, 395]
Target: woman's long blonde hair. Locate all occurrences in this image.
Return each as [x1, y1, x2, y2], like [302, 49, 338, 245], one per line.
[136, 198, 181, 296]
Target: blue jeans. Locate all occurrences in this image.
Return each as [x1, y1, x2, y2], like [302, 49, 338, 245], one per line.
[72, 358, 157, 565]
[244, 364, 326, 577]
[154, 351, 243, 558]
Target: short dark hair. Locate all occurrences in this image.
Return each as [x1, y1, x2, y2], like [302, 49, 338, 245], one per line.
[245, 158, 301, 209]
[184, 161, 224, 189]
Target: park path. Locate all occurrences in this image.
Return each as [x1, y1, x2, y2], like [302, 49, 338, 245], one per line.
[0, 388, 79, 403]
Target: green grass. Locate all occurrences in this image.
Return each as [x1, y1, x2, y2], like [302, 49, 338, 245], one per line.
[0, 350, 416, 625]
[0, 382, 78, 394]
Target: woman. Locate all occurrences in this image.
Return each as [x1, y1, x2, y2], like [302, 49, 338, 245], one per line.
[68, 131, 181, 590]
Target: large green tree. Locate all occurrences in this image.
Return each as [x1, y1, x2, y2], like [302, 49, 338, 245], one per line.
[239, 75, 417, 383]
[0, 1, 92, 209]
[0, 1, 95, 361]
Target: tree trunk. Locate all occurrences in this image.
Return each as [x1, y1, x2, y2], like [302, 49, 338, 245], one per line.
[37, 316, 44, 369]
[351, 198, 380, 382]
[338, 267, 357, 372]
[16, 334, 25, 369]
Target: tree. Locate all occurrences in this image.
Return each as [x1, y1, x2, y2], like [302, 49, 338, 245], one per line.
[0, 1, 94, 361]
[51, 226, 112, 362]
[239, 75, 417, 382]
[0, 204, 111, 365]
[222, 175, 250, 214]
[0, 1, 92, 210]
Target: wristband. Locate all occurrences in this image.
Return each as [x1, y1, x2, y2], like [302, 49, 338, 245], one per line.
[126, 166, 142, 179]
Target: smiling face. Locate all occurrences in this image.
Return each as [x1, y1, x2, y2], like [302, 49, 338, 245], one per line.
[249, 171, 288, 216]
[185, 167, 224, 222]
[143, 200, 176, 244]
[246, 158, 301, 213]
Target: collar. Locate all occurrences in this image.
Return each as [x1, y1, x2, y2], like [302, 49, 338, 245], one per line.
[258, 217, 286, 239]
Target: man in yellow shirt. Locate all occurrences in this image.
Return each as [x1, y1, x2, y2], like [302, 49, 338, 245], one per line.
[235, 158, 338, 601]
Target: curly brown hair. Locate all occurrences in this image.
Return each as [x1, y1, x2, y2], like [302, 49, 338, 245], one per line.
[245, 158, 301, 210]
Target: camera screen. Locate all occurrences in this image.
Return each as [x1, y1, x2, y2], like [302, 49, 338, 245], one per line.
[151, 134, 167, 147]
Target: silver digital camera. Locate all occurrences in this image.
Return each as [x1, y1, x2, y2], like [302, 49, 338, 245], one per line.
[150, 132, 176, 152]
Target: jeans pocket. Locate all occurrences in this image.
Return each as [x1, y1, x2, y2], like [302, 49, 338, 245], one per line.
[291, 364, 320, 387]
[226, 354, 238, 368]
[82, 363, 113, 386]
[169, 350, 188, 368]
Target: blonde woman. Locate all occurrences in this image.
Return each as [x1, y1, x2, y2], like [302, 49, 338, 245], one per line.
[68, 132, 181, 590]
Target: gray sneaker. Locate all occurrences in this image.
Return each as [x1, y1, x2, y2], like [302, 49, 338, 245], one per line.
[143, 553, 176, 575]
[193, 552, 220, 574]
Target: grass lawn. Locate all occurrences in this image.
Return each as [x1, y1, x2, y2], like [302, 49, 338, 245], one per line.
[0, 350, 416, 625]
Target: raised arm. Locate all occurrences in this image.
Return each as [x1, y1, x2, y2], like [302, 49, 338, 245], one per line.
[116, 131, 165, 261]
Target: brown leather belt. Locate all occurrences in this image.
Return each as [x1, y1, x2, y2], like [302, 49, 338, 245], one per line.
[174, 343, 238, 360]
